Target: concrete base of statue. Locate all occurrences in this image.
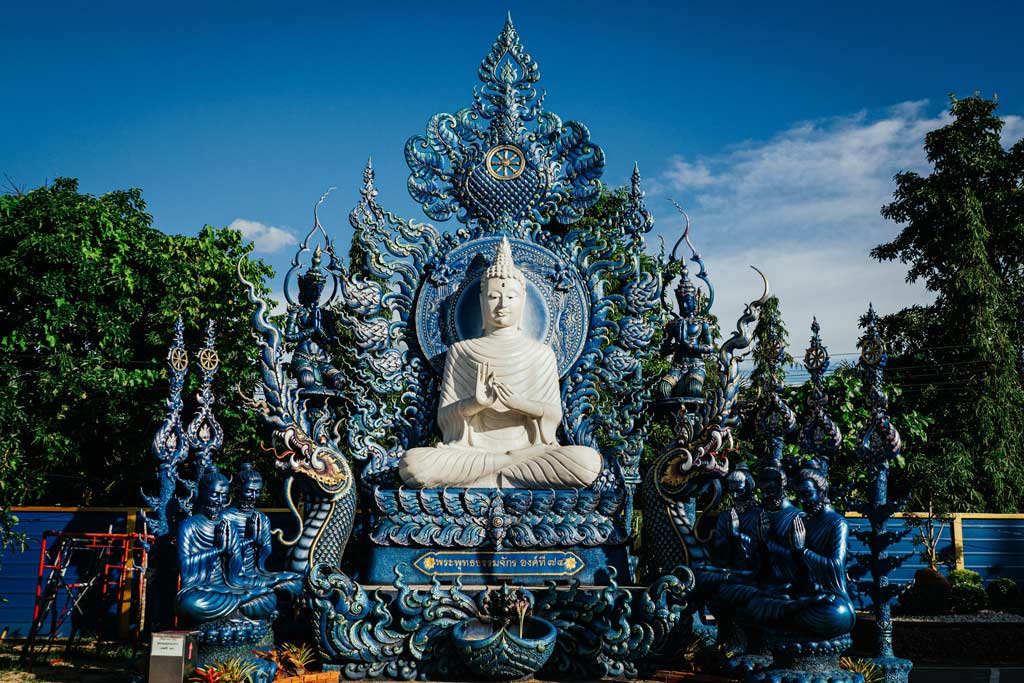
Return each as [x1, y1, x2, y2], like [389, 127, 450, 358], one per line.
[870, 655, 912, 683]
[747, 634, 862, 683]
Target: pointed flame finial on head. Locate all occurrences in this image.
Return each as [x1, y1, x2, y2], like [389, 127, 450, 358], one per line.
[486, 236, 526, 286]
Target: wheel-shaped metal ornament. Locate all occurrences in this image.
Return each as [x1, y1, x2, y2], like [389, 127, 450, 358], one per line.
[169, 347, 189, 372]
[860, 338, 885, 366]
[804, 346, 828, 373]
[485, 145, 526, 180]
[198, 348, 220, 372]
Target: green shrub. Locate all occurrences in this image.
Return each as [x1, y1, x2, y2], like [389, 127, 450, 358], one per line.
[950, 583, 989, 613]
[947, 569, 983, 587]
[897, 568, 951, 615]
[986, 577, 1021, 610]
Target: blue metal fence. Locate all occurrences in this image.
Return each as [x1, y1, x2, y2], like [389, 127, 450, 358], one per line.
[0, 509, 1020, 638]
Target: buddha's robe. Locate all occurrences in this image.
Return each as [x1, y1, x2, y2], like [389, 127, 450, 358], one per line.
[399, 335, 602, 489]
[223, 507, 302, 595]
[176, 514, 277, 624]
[763, 501, 802, 585]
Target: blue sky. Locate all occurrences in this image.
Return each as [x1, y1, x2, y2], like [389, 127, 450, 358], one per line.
[3, 1, 1023, 355]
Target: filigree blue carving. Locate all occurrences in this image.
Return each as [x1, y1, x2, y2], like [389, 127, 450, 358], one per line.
[405, 15, 604, 228]
[306, 562, 694, 680]
[142, 315, 189, 539]
[371, 487, 625, 549]
[185, 319, 224, 483]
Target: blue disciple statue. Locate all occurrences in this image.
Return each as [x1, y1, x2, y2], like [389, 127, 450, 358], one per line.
[714, 461, 854, 639]
[711, 463, 762, 571]
[176, 468, 278, 637]
[758, 465, 803, 588]
[223, 463, 303, 596]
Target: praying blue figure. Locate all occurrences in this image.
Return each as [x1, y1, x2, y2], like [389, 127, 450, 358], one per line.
[757, 466, 802, 587]
[223, 463, 302, 596]
[723, 461, 856, 639]
[711, 463, 762, 570]
[176, 468, 278, 627]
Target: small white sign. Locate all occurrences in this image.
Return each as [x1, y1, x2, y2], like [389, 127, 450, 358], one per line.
[151, 634, 184, 658]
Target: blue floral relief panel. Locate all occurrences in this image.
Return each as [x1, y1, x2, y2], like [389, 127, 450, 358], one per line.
[415, 235, 589, 377]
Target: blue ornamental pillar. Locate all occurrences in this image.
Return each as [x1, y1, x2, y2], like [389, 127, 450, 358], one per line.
[755, 320, 795, 470]
[854, 304, 913, 683]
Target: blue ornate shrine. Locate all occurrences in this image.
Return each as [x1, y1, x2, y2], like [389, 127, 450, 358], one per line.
[144, 15, 911, 683]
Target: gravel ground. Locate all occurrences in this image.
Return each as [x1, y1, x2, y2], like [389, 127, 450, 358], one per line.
[0, 643, 140, 683]
[893, 611, 1024, 623]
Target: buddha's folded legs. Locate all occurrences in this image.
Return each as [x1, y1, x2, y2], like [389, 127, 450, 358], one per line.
[496, 445, 602, 488]
[238, 586, 278, 620]
[399, 444, 602, 489]
[177, 586, 246, 623]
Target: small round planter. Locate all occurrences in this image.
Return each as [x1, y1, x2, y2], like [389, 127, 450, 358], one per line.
[451, 616, 557, 681]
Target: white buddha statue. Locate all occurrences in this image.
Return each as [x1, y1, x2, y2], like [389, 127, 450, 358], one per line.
[399, 237, 603, 489]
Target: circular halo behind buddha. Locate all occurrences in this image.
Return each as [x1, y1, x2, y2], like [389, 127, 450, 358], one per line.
[415, 236, 589, 378]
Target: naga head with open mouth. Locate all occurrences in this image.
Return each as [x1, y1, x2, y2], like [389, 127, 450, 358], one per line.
[269, 422, 352, 496]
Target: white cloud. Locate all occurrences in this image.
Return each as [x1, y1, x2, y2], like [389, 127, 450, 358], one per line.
[708, 245, 932, 362]
[645, 99, 1024, 354]
[228, 218, 297, 253]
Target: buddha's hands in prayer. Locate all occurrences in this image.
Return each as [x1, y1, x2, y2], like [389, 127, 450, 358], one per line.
[758, 511, 771, 543]
[493, 383, 544, 418]
[474, 362, 497, 409]
[728, 508, 741, 537]
[214, 521, 230, 556]
[790, 515, 806, 551]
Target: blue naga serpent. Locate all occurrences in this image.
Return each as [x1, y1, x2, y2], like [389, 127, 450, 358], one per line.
[639, 269, 769, 582]
[238, 262, 357, 579]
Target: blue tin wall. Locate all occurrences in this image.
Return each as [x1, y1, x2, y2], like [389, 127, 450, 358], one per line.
[0, 507, 296, 639]
[1, 509, 1021, 638]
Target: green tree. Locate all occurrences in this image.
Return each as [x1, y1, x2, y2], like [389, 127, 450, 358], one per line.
[871, 95, 1024, 512]
[0, 178, 275, 510]
[735, 295, 794, 459]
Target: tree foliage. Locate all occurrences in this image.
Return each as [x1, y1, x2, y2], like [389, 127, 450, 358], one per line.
[0, 179, 275, 510]
[871, 95, 1024, 512]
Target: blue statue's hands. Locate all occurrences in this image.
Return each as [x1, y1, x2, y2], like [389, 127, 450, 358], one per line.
[790, 515, 806, 551]
[214, 520, 230, 556]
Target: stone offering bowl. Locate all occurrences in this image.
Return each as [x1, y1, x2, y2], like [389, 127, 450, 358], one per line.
[451, 616, 557, 680]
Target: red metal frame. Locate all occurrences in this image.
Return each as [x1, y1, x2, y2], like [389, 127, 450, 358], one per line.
[23, 530, 155, 669]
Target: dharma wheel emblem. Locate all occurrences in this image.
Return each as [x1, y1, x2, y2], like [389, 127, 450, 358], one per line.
[485, 145, 525, 180]
[169, 348, 189, 372]
[198, 348, 220, 372]
[860, 338, 885, 366]
[804, 346, 828, 373]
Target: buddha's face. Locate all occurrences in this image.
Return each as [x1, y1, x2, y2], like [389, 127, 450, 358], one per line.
[236, 479, 262, 512]
[481, 277, 525, 333]
[726, 474, 754, 510]
[200, 479, 230, 520]
[757, 472, 786, 512]
[797, 478, 825, 516]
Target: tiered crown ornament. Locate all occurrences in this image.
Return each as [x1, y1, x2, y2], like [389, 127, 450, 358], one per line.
[486, 236, 526, 285]
[406, 14, 604, 230]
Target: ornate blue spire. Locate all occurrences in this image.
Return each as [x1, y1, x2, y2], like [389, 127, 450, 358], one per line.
[185, 319, 223, 487]
[799, 317, 842, 463]
[142, 315, 189, 538]
[755, 318, 796, 469]
[405, 15, 605, 230]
